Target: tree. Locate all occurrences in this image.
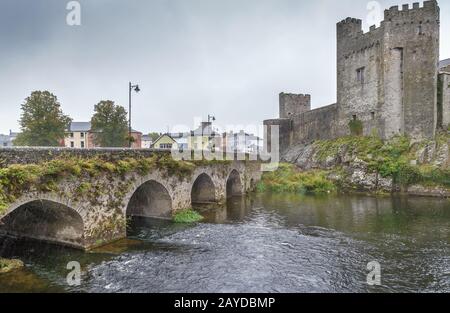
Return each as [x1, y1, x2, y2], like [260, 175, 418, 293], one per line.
[148, 132, 160, 141]
[90, 100, 128, 147]
[14, 91, 71, 147]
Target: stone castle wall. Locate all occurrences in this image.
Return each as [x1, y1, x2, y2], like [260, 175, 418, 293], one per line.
[336, 1, 440, 140]
[439, 72, 450, 129]
[265, 0, 443, 154]
[290, 104, 338, 145]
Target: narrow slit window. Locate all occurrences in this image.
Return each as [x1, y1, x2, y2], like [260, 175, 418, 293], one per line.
[356, 67, 365, 84]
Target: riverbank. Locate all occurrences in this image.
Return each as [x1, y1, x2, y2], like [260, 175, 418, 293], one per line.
[268, 133, 450, 198]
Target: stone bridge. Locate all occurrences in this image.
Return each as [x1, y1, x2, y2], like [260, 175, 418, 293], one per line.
[0, 148, 262, 249]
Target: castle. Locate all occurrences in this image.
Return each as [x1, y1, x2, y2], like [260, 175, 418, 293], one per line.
[265, 0, 450, 155]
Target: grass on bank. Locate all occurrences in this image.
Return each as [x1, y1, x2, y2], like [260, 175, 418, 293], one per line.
[256, 163, 336, 195]
[172, 209, 204, 223]
[315, 134, 450, 188]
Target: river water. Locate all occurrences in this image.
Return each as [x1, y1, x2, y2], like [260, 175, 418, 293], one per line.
[0, 193, 449, 293]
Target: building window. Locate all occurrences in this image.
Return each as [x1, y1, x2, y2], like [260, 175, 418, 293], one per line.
[70, 141, 74, 148]
[352, 115, 357, 121]
[3, 142, 7, 147]
[81, 132, 84, 138]
[81, 141, 85, 148]
[356, 67, 365, 83]
[69, 133, 74, 138]
[160, 143, 172, 149]
[371, 112, 375, 120]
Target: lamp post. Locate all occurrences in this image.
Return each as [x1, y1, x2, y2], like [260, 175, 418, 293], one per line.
[208, 114, 216, 123]
[129, 82, 140, 148]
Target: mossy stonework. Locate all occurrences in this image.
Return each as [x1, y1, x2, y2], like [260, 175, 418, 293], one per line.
[0, 148, 262, 249]
[282, 134, 450, 196]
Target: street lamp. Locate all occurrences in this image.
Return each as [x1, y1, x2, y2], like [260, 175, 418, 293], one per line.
[129, 82, 140, 148]
[208, 114, 216, 123]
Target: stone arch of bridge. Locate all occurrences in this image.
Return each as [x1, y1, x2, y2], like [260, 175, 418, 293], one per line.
[126, 179, 173, 219]
[226, 169, 244, 198]
[0, 199, 84, 248]
[191, 173, 217, 204]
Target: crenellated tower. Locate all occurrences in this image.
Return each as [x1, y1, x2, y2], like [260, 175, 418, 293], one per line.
[336, 0, 440, 140]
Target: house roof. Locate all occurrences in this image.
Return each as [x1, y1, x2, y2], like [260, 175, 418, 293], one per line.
[152, 133, 176, 145]
[68, 122, 141, 133]
[69, 122, 91, 132]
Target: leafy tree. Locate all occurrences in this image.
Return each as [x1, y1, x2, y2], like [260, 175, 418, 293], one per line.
[14, 91, 71, 147]
[90, 100, 128, 147]
[148, 132, 160, 141]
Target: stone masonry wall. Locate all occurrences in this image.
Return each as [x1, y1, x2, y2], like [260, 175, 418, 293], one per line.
[439, 72, 450, 128]
[279, 93, 311, 119]
[290, 104, 338, 144]
[336, 1, 440, 140]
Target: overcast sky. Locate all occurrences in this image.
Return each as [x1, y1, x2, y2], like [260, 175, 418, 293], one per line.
[1, 0, 449, 134]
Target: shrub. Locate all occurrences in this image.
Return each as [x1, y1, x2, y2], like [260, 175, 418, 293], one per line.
[257, 163, 336, 194]
[349, 120, 364, 136]
[173, 209, 204, 223]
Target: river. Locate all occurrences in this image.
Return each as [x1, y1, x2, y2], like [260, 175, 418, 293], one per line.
[0, 193, 449, 293]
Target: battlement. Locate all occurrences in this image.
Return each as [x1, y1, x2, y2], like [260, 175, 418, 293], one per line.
[384, 0, 438, 20]
[338, 0, 439, 41]
[337, 17, 362, 27]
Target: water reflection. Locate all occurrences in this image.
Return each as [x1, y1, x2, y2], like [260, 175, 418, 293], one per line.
[0, 193, 449, 293]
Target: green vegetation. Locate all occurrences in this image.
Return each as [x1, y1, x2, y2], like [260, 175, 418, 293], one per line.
[14, 91, 71, 147]
[0, 154, 204, 215]
[148, 132, 161, 141]
[348, 119, 363, 136]
[0, 258, 24, 274]
[315, 134, 450, 188]
[90, 100, 129, 147]
[257, 163, 336, 194]
[173, 209, 204, 223]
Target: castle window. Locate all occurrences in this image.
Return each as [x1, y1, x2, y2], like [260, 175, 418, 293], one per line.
[356, 67, 365, 84]
[371, 112, 375, 120]
[417, 25, 423, 35]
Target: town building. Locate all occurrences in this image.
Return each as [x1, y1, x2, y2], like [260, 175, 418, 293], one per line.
[152, 134, 178, 150]
[65, 122, 142, 149]
[141, 135, 153, 149]
[223, 131, 262, 154]
[0, 131, 19, 147]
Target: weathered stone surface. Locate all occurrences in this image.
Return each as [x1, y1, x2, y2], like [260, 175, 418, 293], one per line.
[0, 149, 263, 249]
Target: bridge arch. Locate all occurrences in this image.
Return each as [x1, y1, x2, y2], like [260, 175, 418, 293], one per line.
[126, 180, 173, 219]
[226, 169, 244, 198]
[0, 199, 84, 248]
[191, 173, 216, 204]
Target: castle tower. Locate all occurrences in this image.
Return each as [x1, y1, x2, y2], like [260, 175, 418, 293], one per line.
[336, 0, 440, 140]
[279, 93, 311, 118]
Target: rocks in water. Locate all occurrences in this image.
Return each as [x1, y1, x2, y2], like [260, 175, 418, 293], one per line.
[0, 258, 24, 274]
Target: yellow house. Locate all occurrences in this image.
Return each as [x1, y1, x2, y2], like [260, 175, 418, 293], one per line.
[152, 134, 178, 150]
[65, 122, 91, 148]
